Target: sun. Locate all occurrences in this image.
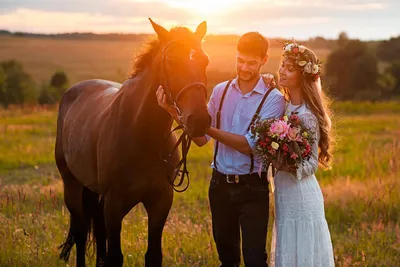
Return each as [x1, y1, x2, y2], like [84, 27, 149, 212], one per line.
[166, 0, 245, 16]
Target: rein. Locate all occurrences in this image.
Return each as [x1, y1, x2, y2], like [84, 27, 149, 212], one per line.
[160, 124, 192, 192]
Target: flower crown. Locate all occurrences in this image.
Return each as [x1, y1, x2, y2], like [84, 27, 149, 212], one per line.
[282, 42, 322, 81]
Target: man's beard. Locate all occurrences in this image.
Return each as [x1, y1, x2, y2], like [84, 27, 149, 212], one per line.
[238, 70, 259, 82]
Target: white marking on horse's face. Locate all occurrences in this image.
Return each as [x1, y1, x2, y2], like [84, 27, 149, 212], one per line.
[189, 49, 197, 61]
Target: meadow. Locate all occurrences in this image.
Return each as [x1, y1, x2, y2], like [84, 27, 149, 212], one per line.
[0, 36, 399, 266]
[0, 102, 399, 267]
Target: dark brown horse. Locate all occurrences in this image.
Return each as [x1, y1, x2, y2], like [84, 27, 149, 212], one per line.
[55, 18, 211, 267]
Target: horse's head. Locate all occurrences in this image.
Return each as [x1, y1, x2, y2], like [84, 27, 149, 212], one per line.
[150, 18, 211, 137]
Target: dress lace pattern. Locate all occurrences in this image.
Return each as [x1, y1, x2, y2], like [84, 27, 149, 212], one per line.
[270, 104, 335, 267]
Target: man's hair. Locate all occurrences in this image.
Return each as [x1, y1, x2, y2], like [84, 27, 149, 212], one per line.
[237, 32, 269, 58]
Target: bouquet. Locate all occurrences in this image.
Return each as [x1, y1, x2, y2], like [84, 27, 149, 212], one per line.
[250, 112, 315, 172]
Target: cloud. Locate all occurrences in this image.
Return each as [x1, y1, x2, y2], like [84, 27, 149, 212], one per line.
[0, 0, 399, 39]
[0, 8, 181, 33]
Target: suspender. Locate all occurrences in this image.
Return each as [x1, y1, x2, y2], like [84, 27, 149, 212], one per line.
[213, 80, 232, 171]
[213, 79, 275, 173]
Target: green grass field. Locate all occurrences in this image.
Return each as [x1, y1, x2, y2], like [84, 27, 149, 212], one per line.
[0, 102, 399, 266]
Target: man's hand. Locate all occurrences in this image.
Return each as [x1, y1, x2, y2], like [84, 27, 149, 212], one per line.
[156, 85, 176, 116]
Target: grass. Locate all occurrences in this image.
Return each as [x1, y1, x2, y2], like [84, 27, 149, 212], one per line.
[0, 102, 399, 266]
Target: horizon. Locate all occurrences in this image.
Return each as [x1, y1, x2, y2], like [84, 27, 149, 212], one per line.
[0, 0, 399, 41]
[0, 28, 396, 43]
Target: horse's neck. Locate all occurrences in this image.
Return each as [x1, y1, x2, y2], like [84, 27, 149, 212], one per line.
[116, 70, 173, 141]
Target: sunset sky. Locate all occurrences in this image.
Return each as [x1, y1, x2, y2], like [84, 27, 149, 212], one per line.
[1, 0, 399, 40]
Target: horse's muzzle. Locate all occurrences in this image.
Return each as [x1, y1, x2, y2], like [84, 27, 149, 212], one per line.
[186, 113, 211, 137]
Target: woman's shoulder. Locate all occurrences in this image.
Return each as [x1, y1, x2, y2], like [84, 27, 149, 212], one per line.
[299, 107, 318, 128]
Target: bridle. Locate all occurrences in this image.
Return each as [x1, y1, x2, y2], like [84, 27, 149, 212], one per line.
[160, 40, 208, 123]
[159, 40, 208, 192]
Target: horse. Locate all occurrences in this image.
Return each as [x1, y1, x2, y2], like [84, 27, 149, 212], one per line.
[55, 18, 211, 267]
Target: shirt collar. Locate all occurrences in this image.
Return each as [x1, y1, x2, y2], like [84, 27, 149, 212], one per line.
[232, 76, 266, 95]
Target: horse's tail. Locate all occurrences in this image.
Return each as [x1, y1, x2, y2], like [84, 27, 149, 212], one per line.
[59, 216, 76, 261]
[59, 187, 101, 261]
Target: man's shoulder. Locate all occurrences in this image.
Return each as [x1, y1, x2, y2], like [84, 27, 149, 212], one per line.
[213, 79, 234, 91]
[210, 79, 234, 99]
[267, 87, 284, 98]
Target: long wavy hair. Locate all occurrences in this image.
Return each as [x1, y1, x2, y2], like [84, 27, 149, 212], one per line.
[280, 47, 334, 168]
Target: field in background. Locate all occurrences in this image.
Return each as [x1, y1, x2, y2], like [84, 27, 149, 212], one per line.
[0, 36, 330, 88]
[0, 102, 399, 266]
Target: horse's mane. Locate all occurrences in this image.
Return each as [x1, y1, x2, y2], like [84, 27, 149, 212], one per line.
[130, 27, 197, 78]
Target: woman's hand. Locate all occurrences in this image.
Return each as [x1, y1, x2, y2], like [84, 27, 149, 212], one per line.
[156, 85, 176, 116]
[262, 73, 276, 88]
[272, 159, 296, 174]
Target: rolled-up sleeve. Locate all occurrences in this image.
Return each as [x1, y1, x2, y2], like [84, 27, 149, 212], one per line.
[245, 91, 286, 150]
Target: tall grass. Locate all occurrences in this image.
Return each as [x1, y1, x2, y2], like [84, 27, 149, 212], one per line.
[0, 103, 399, 266]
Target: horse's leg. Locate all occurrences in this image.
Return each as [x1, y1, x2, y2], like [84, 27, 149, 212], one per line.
[143, 187, 173, 267]
[93, 196, 106, 267]
[103, 190, 134, 267]
[59, 172, 89, 267]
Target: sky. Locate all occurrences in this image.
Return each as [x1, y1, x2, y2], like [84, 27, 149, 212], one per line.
[0, 0, 399, 40]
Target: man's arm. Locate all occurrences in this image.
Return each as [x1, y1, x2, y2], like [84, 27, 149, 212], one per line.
[206, 127, 252, 155]
[209, 92, 286, 155]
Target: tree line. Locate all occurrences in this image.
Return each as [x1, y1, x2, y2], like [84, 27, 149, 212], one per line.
[0, 60, 68, 108]
[0, 32, 399, 108]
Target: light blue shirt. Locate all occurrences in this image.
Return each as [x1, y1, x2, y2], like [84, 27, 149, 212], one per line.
[206, 76, 286, 175]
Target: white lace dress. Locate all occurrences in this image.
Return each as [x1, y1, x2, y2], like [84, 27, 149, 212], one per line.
[270, 102, 335, 267]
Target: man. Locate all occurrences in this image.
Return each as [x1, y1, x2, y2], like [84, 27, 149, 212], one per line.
[157, 32, 285, 267]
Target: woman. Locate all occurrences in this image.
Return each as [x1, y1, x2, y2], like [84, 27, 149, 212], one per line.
[270, 42, 335, 266]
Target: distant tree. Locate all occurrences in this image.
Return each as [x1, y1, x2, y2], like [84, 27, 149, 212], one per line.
[338, 32, 349, 48]
[0, 66, 6, 108]
[326, 40, 379, 100]
[377, 66, 396, 99]
[0, 60, 35, 108]
[49, 70, 68, 100]
[377, 36, 400, 62]
[37, 83, 56, 105]
[388, 61, 400, 95]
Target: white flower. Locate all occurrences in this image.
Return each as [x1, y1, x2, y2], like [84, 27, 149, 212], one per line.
[298, 60, 307, 67]
[304, 62, 312, 73]
[271, 142, 279, 150]
[285, 43, 294, 52]
[312, 64, 319, 74]
[299, 45, 306, 53]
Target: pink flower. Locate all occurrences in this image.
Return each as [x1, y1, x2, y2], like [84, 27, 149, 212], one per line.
[288, 127, 301, 141]
[270, 120, 290, 139]
[290, 153, 299, 159]
[283, 143, 289, 152]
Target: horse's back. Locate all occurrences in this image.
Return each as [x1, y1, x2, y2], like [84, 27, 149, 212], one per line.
[56, 79, 122, 191]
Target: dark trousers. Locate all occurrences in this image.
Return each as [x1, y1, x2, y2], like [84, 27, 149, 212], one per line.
[209, 170, 270, 267]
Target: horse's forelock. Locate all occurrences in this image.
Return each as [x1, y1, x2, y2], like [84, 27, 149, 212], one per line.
[130, 26, 202, 78]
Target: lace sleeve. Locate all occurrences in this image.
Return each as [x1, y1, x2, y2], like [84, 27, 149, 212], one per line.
[290, 112, 319, 182]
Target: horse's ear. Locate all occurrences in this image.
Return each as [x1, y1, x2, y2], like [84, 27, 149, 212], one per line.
[149, 18, 170, 41]
[194, 21, 207, 41]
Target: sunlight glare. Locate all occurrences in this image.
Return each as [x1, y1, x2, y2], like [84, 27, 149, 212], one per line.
[167, 0, 246, 15]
